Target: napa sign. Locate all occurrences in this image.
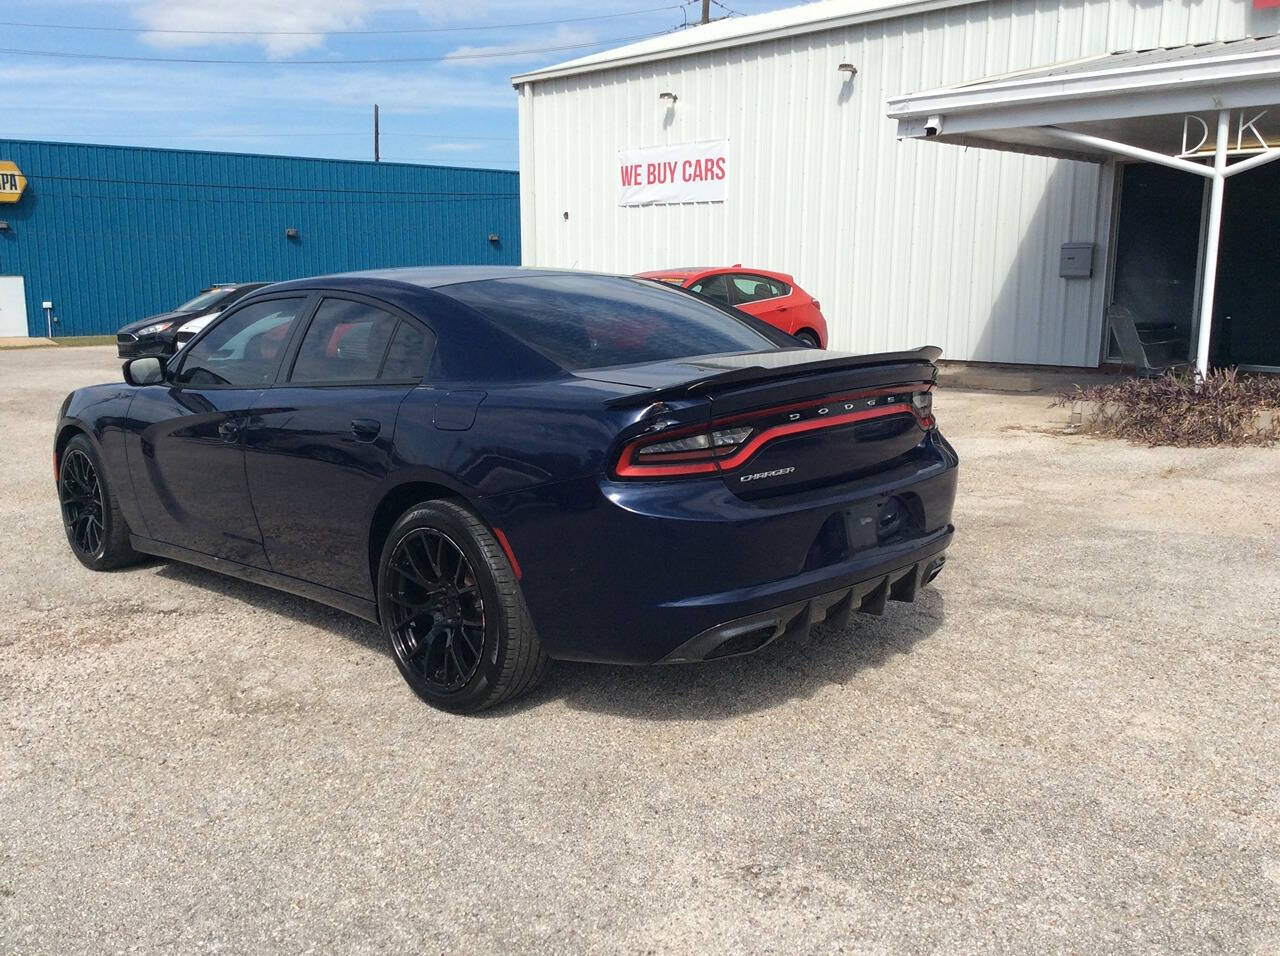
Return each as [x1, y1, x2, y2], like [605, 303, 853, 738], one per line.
[0, 161, 26, 204]
[618, 140, 728, 206]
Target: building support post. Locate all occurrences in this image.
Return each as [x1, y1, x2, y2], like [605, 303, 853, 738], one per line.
[1194, 109, 1230, 378]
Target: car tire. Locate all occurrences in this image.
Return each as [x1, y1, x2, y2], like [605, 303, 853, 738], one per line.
[795, 331, 821, 349]
[376, 499, 547, 713]
[58, 434, 143, 571]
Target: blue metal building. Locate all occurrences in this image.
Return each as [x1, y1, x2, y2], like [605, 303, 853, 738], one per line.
[0, 139, 519, 337]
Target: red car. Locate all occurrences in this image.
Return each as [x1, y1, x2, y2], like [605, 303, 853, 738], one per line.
[635, 266, 828, 348]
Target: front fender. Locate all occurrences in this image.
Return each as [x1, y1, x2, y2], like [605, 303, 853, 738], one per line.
[55, 384, 146, 536]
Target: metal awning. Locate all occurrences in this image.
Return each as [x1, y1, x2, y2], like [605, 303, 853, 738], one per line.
[886, 36, 1280, 375]
[887, 36, 1280, 161]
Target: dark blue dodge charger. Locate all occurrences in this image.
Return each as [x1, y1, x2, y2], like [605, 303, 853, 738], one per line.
[55, 268, 958, 711]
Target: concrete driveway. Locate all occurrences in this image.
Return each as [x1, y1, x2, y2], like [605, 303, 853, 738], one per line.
[2, 347, 1277, 953]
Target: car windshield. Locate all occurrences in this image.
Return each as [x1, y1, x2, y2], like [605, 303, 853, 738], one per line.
[444, 275, 777, 371]
[175, 288, 234, 313]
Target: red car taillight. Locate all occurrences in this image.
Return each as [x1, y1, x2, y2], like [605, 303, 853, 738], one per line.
[613, 384, 935, 479]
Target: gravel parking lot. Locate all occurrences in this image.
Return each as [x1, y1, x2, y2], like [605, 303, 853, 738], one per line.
[2, 346, 1277, 953]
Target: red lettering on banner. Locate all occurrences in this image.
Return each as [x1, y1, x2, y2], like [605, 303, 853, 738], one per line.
[617, 141, 728, 205]
[678, 157, 723, 182]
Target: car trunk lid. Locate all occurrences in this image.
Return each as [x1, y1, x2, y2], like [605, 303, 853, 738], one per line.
[586, 347, 939, 496]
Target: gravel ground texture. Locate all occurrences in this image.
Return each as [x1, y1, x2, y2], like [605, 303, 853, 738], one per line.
[2, 346, 1277, 954]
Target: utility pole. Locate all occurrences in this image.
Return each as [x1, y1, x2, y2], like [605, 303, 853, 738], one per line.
[701, 0, 710, 24]
[373, 104, 380, 162]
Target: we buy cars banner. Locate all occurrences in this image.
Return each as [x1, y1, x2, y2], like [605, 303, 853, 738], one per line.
[617, 140, 728, 206]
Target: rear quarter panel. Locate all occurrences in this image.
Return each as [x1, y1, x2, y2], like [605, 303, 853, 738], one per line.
[391, 378, 630, 500]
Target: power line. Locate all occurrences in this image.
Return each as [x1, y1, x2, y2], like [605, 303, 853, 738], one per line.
[0, 31, 671, 65]
[0, 4, 694, 37]
[710, 0, 747, 16]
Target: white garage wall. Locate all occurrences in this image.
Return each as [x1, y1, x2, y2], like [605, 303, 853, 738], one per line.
[517, 0, 1275, 366]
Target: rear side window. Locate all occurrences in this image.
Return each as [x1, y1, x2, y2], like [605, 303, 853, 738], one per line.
[380, 320, 432, 380]
[730, 275, 788, 303]
[176, 297, 306, 387]
[689, 274, 731, 305]
[290, 298, 400, 383]
[443, 275, 774, 372]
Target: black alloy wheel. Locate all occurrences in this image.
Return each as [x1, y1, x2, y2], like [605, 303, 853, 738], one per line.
[60, 448, 105, 559]
[795, 331, 821, 349]
[57, 434, 142, 571]
[384, 528, 486, 693]
[376, 499, 547, 712]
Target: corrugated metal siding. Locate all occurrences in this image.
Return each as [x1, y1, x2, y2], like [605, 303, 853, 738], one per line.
[0, 140, 520, 337]
[519, 0, 1275, 366]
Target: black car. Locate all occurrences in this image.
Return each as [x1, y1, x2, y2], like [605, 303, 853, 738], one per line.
[116, 283, 268, 358]
[58, 268, 958, 712]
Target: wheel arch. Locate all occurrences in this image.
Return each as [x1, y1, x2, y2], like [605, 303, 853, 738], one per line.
[367, 480, 474, 599]
[54, 421, 96, 484]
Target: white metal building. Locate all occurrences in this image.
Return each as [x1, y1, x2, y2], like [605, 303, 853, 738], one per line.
[512, 0, 1280, 371]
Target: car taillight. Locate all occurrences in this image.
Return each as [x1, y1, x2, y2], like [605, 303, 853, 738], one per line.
[812, 300, 821, 311]
[613, 384, 935, 479]
[911, 389, 934, 428]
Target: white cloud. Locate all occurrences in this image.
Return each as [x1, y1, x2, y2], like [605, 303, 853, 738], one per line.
[132, 0, 429, 57]
[441, 25, 598, 68]
[0, 60, 515, 119]
[128, 1, 694, 58]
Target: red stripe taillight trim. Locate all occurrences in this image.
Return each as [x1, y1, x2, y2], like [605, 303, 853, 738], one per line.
[613, 384, 932, 479]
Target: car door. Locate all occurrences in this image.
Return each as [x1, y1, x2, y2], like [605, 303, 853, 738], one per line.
[126, 294, 312, 565]
[727, 274, 792, 331]
[243, 294, 435, 599]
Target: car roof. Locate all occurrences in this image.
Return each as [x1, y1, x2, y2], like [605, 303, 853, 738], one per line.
[635, 266, 794, 283]
[635, 267, 717, 279]
[266, 266, 582, 293]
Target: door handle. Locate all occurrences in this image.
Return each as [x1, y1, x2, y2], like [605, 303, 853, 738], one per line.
[218, 420, 240, 443]
[351, 419, 381, 442]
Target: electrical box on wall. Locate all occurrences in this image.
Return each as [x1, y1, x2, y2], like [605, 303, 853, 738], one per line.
[1059, 242, 1094, 278]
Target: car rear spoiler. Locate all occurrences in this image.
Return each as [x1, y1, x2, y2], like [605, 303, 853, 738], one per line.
[603, 346, 943, 408]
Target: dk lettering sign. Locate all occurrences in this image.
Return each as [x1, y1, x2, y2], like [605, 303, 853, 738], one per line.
[617, 141, 728, 206]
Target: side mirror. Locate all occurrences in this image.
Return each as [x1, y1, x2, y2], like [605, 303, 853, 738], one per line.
[123, 355, 165, 386]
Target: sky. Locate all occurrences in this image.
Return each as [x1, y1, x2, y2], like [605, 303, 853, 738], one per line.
[2, 0, 797, 169]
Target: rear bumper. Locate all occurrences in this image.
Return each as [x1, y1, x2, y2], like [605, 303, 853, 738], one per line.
[657, 534, 950, 662]
[482, 431, 959, 665]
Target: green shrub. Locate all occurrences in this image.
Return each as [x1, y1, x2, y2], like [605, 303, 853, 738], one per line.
[1057, 368, 1280, 447]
